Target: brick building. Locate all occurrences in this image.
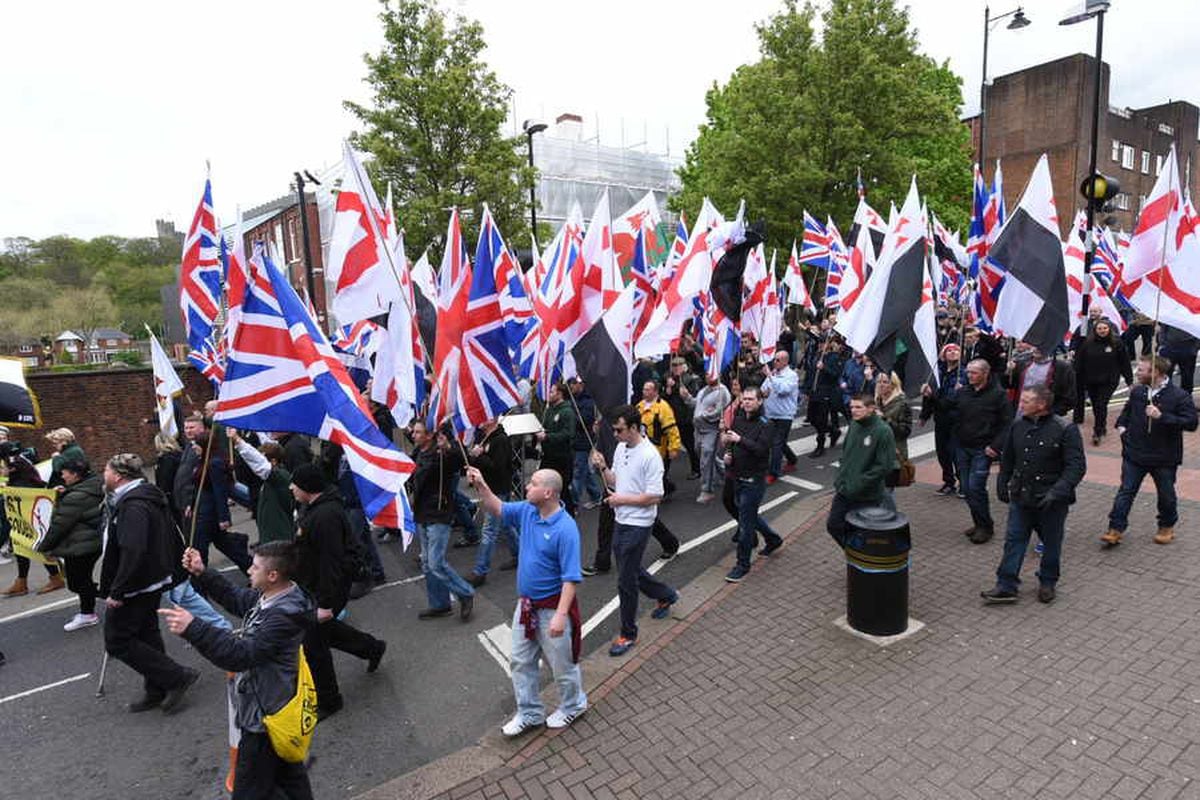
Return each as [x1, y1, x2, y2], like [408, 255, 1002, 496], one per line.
[239, 192, 328, 328]
[965, 53, 1199, 236]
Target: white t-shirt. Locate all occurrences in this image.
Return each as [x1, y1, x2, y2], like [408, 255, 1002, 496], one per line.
[612, 438, 664, 527]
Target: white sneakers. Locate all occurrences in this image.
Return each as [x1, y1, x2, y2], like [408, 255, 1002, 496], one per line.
[546, 707, 586, 729]
[501, 715, 543, 737]
[502, 706, 586, 736]
[64, 613, 100, 632]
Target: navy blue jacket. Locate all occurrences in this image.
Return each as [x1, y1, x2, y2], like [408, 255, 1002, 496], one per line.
[1117, 382, 1198, 467]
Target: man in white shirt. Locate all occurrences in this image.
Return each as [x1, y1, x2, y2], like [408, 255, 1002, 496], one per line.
[591, 405, 679, 657]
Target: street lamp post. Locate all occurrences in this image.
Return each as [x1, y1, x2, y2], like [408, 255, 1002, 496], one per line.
[979, 6, 1031, 167]
[1062, 0, 1111, 318]
[522, 119, 548, 241]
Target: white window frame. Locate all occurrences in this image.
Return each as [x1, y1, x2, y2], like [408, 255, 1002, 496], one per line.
[1156, 154, 1164, 176]
[18, 344, 33, 353]
[1121, 145, 1135, 170]
[1141, 151, 1150, 174]
[1111, 139, 1121, 162]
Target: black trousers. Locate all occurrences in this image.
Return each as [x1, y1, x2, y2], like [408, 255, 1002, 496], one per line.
[1081, 381, 1117, 436]
[304, 611, 383, 709]
[232, 730, 314, 800]
[1169, 353, 1197, 394]
[933, 417, 958, 487]
[678, 423, 701, 474]
[806, 398, 839, 443]
[15, 555, 59, 580]
[104, 591, 190, 698]
[62, 551, 100, 615]
[592, 504, 679, 571]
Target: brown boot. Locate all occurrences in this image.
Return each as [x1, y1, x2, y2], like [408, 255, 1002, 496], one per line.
[36, 574, 65, 594]
[1153, 527, 1175, 545]
[1, 578, 28, 597]
[1100, 529, 1123, 547]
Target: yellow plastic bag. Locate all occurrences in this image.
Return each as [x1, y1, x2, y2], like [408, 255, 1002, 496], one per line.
[261, 646, 318, 763]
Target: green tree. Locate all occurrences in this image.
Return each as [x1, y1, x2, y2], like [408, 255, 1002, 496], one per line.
[345, 0, 532, 257]
[676, 0, 972, 244]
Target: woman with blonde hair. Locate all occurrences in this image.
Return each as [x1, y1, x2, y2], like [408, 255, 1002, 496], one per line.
[46, 428, 86, 489]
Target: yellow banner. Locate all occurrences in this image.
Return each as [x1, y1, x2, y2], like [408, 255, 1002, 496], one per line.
[2, 486, 59, 565]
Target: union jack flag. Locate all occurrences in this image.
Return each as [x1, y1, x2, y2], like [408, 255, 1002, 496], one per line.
[180, 178, 225, 385]
[332, 319, 381, 359]
[823, 220, 848, 310]
[478, 208, 534, 368]
[629, 227, 658, 340]
[656, 213, 689, 294]
[531, 215, 583, 398]
[215, 243, 414, 537]
[966, 164, 1007, 331]
[798, 212, 832, 271]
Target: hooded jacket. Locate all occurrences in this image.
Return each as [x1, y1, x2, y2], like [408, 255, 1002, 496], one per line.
[293, 488, 352, 611]
[38, 473, 103, 558]
[184, 568, 316, 733]
[98, 481, 181, 600]
[834, 413, 897, 503]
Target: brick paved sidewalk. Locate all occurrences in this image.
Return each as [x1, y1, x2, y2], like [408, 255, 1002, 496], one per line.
[417, 414, 1200, 799]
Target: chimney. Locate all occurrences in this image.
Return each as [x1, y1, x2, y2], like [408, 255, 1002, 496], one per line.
[555, 112, 584, 142]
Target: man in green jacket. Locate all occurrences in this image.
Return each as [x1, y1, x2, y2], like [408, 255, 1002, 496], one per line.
[538, 382, 578, 516]
[826, 394, 897, 547]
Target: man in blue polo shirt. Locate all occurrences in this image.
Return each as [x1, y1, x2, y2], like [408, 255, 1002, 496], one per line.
[465, 465, 586, 737]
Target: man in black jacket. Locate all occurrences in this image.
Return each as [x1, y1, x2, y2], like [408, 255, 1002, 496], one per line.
[1005, 343, 1076, 418]
[289, 464, 386, 720]
[99, 453, 199, 714]
[1101, 355, 1199, 548]
[175, 415, 251, 572]
[408, 422, 476, 619]
[982, 386, 1086, 605]
[941, 359, 1012, 543]
[160, 541, 315, 799]
[721, 386, 782, 583]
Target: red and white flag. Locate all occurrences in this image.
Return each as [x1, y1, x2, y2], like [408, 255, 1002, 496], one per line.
[327, 143, 400, 325]
[612, 190, 662, 269]
[1121, 189, 1200, 339]
[1124, 145, 1184, 284]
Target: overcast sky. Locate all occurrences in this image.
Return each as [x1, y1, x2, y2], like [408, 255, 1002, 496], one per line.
[2, 0, 1195, 242]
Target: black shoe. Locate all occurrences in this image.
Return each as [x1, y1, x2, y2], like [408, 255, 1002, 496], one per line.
[660, 548, 679, 561]
[499, 557, 519, 571]
[1037, 585, 1056, 604]
[418, 607, 453, 619]
[1092, 434, 1102, 446]
[936, 484, 956, 495]
[317, 695, 344, 722]
[128, 693, 165, 713]
[459, 594, 474, 622]
[759, 539, 783, 557]
[581, 563, 609, 577]
[367, 641, 387, 673]
[160, 668, 200, 715]
[969, 526, 994, 544]
[452, 536, 480, 549]
[686, 472, 701, 480]
[807, 445, 825, 458]
[467, 571, 487, 588]
[724, 565, 749, 583]
[981, 588, 1018, 604]
[962, 526, 977, 539]
[348, 580, 373, 600]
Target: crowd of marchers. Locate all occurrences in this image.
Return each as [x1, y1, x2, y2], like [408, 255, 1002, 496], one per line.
[0, 301, 1195, 799]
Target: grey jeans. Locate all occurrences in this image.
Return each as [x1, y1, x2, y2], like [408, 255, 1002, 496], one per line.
[696, 429, 723, 494]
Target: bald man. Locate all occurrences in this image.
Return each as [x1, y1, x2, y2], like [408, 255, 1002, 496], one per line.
[466, 466, 586, 737]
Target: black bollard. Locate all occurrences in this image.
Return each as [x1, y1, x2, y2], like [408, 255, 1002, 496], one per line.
[843, 507, 910, 636]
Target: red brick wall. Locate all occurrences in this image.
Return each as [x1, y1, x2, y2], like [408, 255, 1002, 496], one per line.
[16, 366, 214, 464]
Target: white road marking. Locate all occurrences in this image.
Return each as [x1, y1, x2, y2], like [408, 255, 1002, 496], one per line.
[780, 476, 823, 491]
[378, 574, 426, 590]
[580, 491, 800, 639]
[0, 672, 91, 705]
[477, 624, 513, 678]
[0, 597, 78, 626]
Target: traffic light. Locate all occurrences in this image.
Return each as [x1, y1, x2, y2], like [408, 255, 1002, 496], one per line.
[1080, 172, 1121, 212]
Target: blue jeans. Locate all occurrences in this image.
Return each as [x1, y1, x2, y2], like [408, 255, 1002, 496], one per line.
[417, 522, 475, 609]
[955, 445, 994, 529]
[450, 476, 479, 539]
[572, 451, 603, 505]
[613, 522, 676, 640]
[168, 580, 232, 631]
[996, 500, 1068, 591]
[509, 604, 587, 723]
[735, 477, 781, 569]
[473, 492, 518, 576]
[1107, 458, 1178, 532]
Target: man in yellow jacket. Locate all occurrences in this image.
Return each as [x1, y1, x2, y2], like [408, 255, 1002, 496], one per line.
[638, 380, 682, 498]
